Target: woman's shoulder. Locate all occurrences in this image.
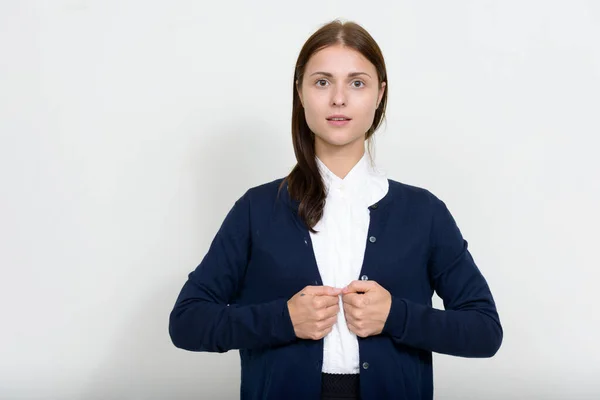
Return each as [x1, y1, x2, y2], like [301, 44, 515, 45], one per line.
[386, 178, 442, 205]
[231, 177, 287, 211]
[244, 177, 286, 198]
[386, 179, 460, 226]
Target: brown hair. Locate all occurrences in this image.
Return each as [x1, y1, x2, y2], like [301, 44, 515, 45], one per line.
[279, 19, 388, 232]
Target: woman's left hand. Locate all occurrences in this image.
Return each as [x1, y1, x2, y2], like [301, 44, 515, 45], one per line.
[341, 280, 392, 338]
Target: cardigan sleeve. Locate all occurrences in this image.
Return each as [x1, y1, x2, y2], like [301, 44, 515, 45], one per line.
[382, 193, 503, 357]
[169, 191, 298, 352]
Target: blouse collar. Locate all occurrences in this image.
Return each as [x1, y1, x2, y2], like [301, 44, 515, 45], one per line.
[315, 152, 388, 208]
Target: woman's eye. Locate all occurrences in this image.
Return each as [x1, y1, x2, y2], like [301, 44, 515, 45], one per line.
[315, 79, 364, 88]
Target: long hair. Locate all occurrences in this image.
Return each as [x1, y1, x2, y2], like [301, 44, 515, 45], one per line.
[280, 19, 388, 233]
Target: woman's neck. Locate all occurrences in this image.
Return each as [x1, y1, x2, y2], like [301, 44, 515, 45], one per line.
[315, 142, 366, 180]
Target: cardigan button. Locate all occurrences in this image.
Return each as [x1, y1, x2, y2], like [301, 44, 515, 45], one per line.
[370, 203, 378, 209]
[360, 275, 368, 281]
[369, 236, 376, 243]
[362, 362, 370, 370]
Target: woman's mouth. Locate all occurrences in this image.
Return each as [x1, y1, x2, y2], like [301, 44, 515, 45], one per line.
[326, 117, 352, 126]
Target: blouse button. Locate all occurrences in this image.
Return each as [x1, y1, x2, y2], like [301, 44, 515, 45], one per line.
[369, 236, 376, 243]
[360, 275, 368, 281]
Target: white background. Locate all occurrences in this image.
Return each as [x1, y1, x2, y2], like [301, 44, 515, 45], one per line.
[1, 1, 599, 399]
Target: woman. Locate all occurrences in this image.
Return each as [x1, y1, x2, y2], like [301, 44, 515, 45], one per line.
[169, 19, 503, 400]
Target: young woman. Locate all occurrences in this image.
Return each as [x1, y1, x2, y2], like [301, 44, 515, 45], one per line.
[169, 19, 503, 400]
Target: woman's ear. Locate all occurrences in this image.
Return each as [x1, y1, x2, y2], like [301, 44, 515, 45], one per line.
[377, 81, 386, 108]
[296, 80, 304, 107]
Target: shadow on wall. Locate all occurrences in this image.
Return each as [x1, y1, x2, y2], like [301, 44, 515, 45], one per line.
[80, 120, 291, 400]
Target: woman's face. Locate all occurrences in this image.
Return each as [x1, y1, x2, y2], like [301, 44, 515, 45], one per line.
[297, 44, 386, 155]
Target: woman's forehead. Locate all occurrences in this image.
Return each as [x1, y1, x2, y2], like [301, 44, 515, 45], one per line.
[305, 45, 375, 75]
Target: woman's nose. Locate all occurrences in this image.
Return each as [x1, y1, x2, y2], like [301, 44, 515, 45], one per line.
[331, 87, 347, 106]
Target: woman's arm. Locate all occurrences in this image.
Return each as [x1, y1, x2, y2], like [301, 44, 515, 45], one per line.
[168, 192, 298, 353]
[382, 194, 503, 358]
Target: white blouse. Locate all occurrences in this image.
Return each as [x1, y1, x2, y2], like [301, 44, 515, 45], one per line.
[310, 152, 389, 374]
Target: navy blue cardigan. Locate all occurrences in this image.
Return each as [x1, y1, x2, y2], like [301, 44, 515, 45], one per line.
[169, 177, 503, 399]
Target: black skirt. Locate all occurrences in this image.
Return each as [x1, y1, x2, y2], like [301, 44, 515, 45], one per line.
[320, 373, 360, 400]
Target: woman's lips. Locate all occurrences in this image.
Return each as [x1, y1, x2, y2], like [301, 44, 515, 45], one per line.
[326, 118, 351, 126]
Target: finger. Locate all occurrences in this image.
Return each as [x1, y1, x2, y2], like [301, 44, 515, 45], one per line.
[342, 292, 367, 308]
[343, 308, 356, 326]
[317, 325, 334, 340]
[345, 304, 366, 324]
[315, 303, 339, 321]
[342, 301, 357, 317]
[343, 303, 364, 324]
[342, 280, 374, 294]
[311, 295, 339, 310]
[305, 285, 342, 297]
[347, 319, 369, 338]
[325, 303, 340, 318]
[346, 321, 360, 337]
[315, 315, 335, 331]
[320, 295, 341, 308]
[314, 316, 336, 339]
[316, 303, 339, 320]
[341, 293, 356, 305]
[323, 314, 337, 328]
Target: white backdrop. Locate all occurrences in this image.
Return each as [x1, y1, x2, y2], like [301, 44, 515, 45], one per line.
[1, 1, 599, 399]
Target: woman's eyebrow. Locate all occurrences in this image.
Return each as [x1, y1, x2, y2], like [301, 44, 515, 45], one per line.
[309, 71, 372, 79]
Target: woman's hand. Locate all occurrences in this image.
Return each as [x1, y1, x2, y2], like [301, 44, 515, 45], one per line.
[287, 286, 342, 340]
[342, 280, 392, 338]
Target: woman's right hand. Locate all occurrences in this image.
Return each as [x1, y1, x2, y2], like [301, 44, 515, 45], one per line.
[287, 285, 342, 340]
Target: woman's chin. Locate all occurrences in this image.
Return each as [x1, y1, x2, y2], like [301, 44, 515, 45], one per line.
[315, 132, 364, 149]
